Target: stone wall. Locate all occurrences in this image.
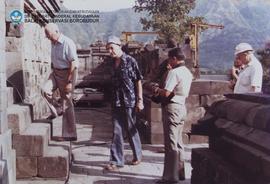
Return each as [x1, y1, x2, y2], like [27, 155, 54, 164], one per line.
[191, 94, 270, 184]
[22, 23, 51, 119]
[0, 0, 16, 183]
[5, 0, 52, 119]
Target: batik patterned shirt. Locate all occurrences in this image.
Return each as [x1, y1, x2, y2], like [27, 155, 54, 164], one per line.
[111, 53, 143, 108]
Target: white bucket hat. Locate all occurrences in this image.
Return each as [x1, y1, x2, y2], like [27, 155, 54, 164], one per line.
[234, 43, 253, 55]
[107, 35, 121, 46]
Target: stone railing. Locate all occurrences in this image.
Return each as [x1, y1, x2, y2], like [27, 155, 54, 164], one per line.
[191, 93, 270, 184]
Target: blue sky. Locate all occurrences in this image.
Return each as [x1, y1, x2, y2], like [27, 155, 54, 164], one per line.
[63, 0, 135, 12]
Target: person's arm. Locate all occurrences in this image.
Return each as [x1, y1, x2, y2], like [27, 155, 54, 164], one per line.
[136, 80, 144, 111]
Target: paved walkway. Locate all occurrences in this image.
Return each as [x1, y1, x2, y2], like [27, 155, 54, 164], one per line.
[17, 104, 205, 184]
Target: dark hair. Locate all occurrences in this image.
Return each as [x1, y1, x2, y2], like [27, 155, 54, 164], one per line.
[168, 48, 185, 61]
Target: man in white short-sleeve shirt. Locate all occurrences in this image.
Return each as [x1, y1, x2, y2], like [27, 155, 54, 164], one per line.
[41, 23, 78, 141]
[233, 43, 263, 93]
[153, 48, 192, 183]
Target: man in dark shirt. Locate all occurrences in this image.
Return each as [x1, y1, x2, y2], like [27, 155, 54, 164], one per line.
[105, 36, 144, 171]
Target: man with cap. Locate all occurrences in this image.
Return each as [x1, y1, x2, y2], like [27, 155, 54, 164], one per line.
[233, 42, 263, 93]
[152, 48, 193, 183]
[104, 36, 144, 171]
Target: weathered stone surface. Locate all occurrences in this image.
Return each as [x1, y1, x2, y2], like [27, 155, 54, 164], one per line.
[6, 37, 22, 52]
[150, 122, 163, 134]
[37, 147, 69, 179]
[214, 136, 267, 177]
[186, 95, 200, 110]
[12, 123, 50, 156]
[200, 94, 225, 108]
[7, 104, 31, 134]
[151, 133, 164, 144]
[225, 93, 270, 105]
[0, 111, 8, 134]
[192, 148, 253, 184]
[6, 51, 23, 79]
[16, 157, 37, 179]
[184, 106, 205, 133]
[190, 80, 232, 95]
[0, 160, 8, 184]
[6, 87, 14, 107]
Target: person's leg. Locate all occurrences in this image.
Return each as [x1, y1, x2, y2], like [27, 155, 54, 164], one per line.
[124, 108, 142, 163]
[161, 103, 186, 182]
[55, 70, 77, 139]
[41, 72, 59, 117]
[109, 108, 125, 167]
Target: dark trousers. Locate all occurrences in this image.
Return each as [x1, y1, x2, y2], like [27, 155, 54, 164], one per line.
[110, 107, 142, 166]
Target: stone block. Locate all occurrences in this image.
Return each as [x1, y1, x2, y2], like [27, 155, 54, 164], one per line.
[6, 51, 23, 79]
[0, 89, 8, 112]
[261, 155, 270, 180]
[12, 123, 50, 157]
[145, 106, 162, 123]
[151, 133, 164, 144]
[6, 37, 22, 52]
[5, 0, 24, 9]
[0, 73, 7, 90]
[37, 146, 69, 179]
[0, 130, 12, 161]
[214, 136, 266, 176]
[8, 149, 16, 184]
[184, 107, 205, 133]
[248, 105, 270, 132]
[6, 87, 14, 107]
[188, 135, 209, 144]
[0, 19, 5, 50]
[7, 104, 31, 134]
[186, 95, 200, 110]
[16, 157, 37, 179]
[225, 100, 260, 124]
[191, 148, 252, 184]
[225, 93, 270, 105]
[6, 22, 24, 38]
[0, 111, 8, 134]
[190, 80, 232, 95]
[150, 122, 163, 134]
[200, 94, 225, 108]
[0, 51, 6, 73]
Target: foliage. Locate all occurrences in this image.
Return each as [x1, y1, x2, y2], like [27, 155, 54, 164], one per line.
[133, 0, 205, 43]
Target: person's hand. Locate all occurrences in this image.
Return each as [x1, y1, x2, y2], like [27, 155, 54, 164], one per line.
[151, 83, 159, 95]
[65, 82, 72, 93]
[136, 99, 144, 112]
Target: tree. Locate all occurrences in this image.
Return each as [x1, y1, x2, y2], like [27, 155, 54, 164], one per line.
[134, 0, 205, 43]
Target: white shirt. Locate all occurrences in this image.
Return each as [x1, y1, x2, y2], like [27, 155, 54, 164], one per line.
[164, 66, 193, 104]
[51, 34, 78, 69]
[234, 54, 263, 93]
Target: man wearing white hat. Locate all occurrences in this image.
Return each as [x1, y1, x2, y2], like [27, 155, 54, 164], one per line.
[104, 36, 144, 171]
[233, 42, 263, 93]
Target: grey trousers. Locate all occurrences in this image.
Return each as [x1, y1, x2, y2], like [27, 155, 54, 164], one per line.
[161, 103, 187, 182]
[41, 69, 77, 138]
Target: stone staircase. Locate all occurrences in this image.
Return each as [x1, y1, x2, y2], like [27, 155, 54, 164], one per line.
[6, 88, 70, 180]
